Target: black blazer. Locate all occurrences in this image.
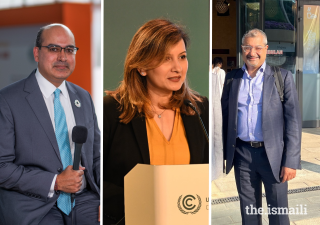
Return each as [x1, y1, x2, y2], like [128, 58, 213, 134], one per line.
[103, 95, 209, 222]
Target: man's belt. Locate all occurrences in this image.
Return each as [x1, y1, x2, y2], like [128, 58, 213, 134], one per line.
[238, 138, 264, 148]
[246, 141, 264, 148]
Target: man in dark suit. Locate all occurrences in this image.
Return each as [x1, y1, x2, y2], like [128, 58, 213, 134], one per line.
[221, 29, 301, 225]
[0, 24, 100, 225]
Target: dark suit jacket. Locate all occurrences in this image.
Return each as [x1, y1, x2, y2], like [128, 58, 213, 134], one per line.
[221, 64, 302, 183]
[0, 70, 100, 225]
[103, 94, 209, 222]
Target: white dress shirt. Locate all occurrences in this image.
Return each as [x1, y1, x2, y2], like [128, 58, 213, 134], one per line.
[35, 69, 86, 197]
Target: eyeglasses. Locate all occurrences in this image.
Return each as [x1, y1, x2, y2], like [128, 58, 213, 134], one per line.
[39, 45, 79, 55]
[242, 45, 266, 53]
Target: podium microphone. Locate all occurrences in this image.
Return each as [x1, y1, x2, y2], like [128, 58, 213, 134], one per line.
[71, 126, 88, 204]
[184, 99, 209, 143]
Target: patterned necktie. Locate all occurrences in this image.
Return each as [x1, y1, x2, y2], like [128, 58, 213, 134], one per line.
[54, 88, 74, 215]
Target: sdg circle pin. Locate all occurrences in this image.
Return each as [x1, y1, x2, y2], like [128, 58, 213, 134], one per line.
[75, 100, 81, 108]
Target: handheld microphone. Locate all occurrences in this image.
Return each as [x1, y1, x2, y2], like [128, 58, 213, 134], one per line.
[184, 99, 209, 143]
[72, 126, 88, 170]
[71, 126, 88, 204]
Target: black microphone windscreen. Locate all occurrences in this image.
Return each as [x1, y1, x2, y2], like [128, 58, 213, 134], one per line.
[184, 99, 192, 106]
[72, 126, 88, 144]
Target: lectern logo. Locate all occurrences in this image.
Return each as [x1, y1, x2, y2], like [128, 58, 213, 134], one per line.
[177, 194, 202, 215]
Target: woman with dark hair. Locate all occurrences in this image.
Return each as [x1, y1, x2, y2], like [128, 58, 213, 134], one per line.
[103, 19, 208, 224]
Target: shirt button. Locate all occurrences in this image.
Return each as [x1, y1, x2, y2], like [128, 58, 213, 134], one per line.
[232, 145, 235, 147]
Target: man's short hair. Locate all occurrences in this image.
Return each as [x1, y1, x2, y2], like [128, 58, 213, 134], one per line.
[242, 29, 268, 45]
[212, 57, 223, 67]
[35, 23, 73, 47]
[35, 26, 46, 47]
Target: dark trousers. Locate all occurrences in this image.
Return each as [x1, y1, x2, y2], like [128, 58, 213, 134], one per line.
[234, 139, 290, 225]
[39, 189, 100, 225]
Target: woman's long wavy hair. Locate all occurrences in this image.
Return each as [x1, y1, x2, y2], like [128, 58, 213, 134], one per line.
[107, 18, 203, 124]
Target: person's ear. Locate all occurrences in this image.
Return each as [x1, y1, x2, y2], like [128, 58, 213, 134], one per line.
[138, 68, 147, 76]
[33, 47, 40, 62]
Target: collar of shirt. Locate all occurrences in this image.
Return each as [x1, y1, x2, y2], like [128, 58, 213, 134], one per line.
[35, 69, 69, 100]
[241, 61, 266, 80]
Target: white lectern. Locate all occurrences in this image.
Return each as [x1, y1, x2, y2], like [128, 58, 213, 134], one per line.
[124, 164, 209, 225]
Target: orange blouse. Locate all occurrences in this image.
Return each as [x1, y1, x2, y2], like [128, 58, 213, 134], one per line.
[146, 108, 190, 165]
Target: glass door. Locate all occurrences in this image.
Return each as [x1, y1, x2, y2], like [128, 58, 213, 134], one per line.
[265, 0, 297, 82]
[238, 0, 262, 66]
[238, 0, 297, 74]
[297, 1, 320, 127]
